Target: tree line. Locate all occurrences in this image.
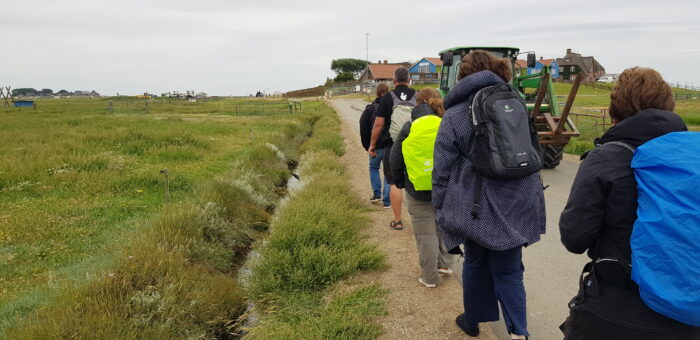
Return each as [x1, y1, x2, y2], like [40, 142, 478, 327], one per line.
[11, 88, 99, 97]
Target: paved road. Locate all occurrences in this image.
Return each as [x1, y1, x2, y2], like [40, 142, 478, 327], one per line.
[332, 98, 589, 340]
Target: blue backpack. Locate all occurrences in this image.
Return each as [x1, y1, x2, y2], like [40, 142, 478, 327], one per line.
[626, 132, 700, 326]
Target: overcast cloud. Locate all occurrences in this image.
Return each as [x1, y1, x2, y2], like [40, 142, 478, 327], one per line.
[1, 0, 698, 95]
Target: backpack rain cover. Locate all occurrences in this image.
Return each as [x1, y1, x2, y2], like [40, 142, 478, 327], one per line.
[630, 131, 700, 326]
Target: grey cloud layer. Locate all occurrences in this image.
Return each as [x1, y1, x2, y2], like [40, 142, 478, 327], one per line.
[1, 0, 698, 95]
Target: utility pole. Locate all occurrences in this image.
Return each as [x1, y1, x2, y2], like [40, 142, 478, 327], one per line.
[366, 33, 370, 63]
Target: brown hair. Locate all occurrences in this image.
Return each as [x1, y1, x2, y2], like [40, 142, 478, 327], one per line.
[609, 67, 675, 123]
[416, 88, 445, 117]
[376, 83, 389, 98]
[458, 50, 513, 82]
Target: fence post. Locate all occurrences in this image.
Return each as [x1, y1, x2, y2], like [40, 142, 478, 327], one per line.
[160, 169, 170, 203]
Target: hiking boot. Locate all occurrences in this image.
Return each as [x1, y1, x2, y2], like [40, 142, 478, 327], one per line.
[418, 277, 436, 288]
[456, 314, 479, 337]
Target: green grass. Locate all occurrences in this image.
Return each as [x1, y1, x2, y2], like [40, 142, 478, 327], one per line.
[245, 107, 386, 339]
[551, 83, 700, 154]
[0, 98, 333, 338]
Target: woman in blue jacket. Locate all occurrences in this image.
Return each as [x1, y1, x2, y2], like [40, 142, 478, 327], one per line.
[432, 50, 545, 339]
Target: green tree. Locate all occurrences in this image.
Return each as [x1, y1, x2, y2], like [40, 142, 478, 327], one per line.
[334, 72, 355, 82]
[330, 58, 369, 79]
[12, 88, 38, 96]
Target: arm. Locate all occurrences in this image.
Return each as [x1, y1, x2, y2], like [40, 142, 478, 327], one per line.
[431, 114, 460, 210]
[369, 94, 392, 157]
[559, 150, 607, 254]
[368, 117, 384, 157]
[390, 123, 411, 189]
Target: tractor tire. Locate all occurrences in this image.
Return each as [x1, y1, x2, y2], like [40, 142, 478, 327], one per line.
[541, 144, 564, 169]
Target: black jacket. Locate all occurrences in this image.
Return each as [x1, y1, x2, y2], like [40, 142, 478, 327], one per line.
[376, 85, 416, 145]
[560, 108, 693, 330]
[359, 97, 383, 150]
[389, 103, 436, 201]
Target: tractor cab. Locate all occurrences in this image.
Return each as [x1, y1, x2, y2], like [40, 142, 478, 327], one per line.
[436, 46, 581, 169]
[438, 46, 526, 97]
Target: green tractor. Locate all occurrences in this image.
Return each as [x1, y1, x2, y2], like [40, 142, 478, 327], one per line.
[437, 46, 581, 169]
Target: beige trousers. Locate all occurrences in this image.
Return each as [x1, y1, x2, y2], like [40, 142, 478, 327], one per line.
[404, 191, 454, 285]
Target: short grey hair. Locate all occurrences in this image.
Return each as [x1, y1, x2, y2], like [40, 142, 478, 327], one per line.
[394, 67, 409, 83]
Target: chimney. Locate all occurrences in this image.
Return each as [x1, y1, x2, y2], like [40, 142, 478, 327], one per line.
[566, 48, 572, 54]
[378, 60, 381, 64]
[540, 56, 544, 60]
[384, 60, 388, 64]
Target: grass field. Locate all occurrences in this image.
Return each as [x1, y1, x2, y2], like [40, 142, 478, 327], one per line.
[0, 97, 344, 338]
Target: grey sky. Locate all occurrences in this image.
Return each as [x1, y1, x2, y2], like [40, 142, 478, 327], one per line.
[1, 0, 698, 95]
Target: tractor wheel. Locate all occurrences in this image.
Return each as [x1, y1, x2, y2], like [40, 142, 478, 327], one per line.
[541, 144, 564, 169]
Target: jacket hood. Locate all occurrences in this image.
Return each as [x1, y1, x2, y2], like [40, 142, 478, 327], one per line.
[411, 103, 436, 120]
[444, 70, 505, 110]
[596, 108, 687, 147]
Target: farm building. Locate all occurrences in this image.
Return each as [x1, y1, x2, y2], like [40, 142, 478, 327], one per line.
[408, 57, 443, 81]
[515, 57, 560, 78]
[358, 60, 412, 83]
[556, 49, 605, 83]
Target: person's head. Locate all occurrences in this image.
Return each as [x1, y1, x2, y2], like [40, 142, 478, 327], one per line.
[458, 50, 513, 82]
[416, 88, 445, 117]
[393, 67, 410, 86]
[609, 67, 675, 124]
[376, 83, 389, 98]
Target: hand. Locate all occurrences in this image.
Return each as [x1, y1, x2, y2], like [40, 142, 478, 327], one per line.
[368, 146, 377, 158]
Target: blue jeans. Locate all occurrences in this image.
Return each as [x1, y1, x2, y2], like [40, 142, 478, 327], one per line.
[369, 148, 390, 206]
[462, 242, 528, 336]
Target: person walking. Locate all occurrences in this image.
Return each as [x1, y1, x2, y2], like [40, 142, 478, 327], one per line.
[559, 67, 700, 340]
[368, 67, 416, 230]
[359, 83, 391, 207]
[432, 50, 545, 339]
[390, 88, 454, 288]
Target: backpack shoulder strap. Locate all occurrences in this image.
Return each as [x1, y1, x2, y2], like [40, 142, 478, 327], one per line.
[389, 91, 399, 102]
[601, 141, 636, 153]
[390, 90, 416, 107]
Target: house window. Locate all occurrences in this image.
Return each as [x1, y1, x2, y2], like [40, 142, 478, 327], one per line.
[419, 65, 430, 73]
[570, 66, 576, 73]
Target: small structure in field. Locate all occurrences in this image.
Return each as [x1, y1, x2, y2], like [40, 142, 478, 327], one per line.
[358, 60, 412, 84]
[556, 49, 605, 83]
[516, 57, 561, 79]
[408, 57, 443, 82]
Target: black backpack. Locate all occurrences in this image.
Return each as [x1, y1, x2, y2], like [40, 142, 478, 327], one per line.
[469, 83, 542, 217]
[359, 102, 379, 151]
